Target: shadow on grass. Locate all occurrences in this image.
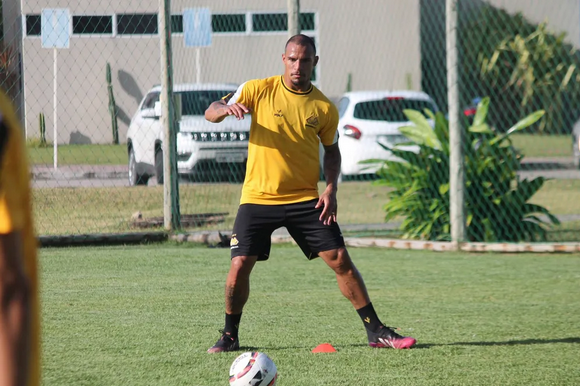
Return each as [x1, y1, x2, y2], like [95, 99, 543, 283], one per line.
[415, 337, 580, 349]
[240, 337, 580, 351]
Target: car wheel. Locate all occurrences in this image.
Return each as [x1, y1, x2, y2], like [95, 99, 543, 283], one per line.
[155, 147, 164, 184]
[128, 148, 149, 186]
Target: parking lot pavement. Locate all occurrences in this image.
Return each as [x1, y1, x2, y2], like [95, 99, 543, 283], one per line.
[30, 157, 578, 186]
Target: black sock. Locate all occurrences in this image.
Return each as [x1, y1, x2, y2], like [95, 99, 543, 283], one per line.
[356, 303, 383, 333]
[224, 313, 242, 338]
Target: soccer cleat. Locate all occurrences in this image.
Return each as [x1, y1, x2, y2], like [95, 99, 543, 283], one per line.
[207, 330, 240, 353]
[367, 325, 416, 349]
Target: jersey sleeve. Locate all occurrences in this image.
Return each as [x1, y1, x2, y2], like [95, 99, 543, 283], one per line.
[0, 117, 28, 234]
[318, 103, 340, 146]
[227, 80, 257, 110]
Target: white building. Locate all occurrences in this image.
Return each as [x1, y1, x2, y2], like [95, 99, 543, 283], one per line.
[1, 0, 578, 144]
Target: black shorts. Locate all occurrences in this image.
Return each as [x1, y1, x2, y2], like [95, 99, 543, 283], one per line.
[230, 199, 345, 261]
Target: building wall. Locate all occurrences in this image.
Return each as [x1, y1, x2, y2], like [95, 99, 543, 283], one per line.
[7, 0, 580, 144]
[18, 0, 422, 144]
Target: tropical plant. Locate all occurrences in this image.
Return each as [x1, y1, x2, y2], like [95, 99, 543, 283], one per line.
[366, 97, 560, 242]
[480, 22, 580, 134]
[39, 112, 46, 146]
[106, 62, 119, 145]
[459, 5, 580, 134]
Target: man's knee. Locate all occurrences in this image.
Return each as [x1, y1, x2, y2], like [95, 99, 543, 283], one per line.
[230, 255, 258, 276]
[320, 247, 354, 274]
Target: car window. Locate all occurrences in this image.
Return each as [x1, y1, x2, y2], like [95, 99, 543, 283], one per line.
[179, 90, 234, 116]
[141, 92, 160, 110]
[337, 97, 350, 118]
[353, 98, 436, 122]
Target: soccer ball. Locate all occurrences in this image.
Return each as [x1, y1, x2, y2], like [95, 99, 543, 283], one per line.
[229, 351, 278, 386]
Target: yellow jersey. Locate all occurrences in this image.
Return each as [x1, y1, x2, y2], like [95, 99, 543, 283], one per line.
[228, 76, 339, 205]
[0, 91, 40, 386]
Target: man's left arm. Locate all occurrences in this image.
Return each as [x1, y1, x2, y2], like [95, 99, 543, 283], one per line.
[316, 143, 341, 225]
[315, 103, 341, 225]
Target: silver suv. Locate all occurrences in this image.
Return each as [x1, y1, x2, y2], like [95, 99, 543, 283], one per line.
[126, 83, 250, 185]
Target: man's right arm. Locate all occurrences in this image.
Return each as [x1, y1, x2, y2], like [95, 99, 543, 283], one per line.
[0, 231, 31, 386]
[205, 93, 250, 123]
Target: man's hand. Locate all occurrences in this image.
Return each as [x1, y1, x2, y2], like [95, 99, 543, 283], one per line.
[224, 102, 250, 120]
[205, 100, 251, 123]
[315, 185, 337, 226]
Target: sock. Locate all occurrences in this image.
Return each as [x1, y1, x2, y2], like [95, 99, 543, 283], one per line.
[356, 303, 383, 333]
[224, 313, 242, 338]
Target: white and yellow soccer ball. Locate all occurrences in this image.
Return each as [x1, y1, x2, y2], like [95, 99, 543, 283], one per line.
[229, 351, 278, 386]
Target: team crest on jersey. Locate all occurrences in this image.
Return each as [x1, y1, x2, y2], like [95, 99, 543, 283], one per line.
[274, 109, 283, 117]
[306, 115, 319, 128]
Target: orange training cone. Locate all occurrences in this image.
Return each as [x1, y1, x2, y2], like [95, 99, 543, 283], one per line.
[312, 343, 337, 353]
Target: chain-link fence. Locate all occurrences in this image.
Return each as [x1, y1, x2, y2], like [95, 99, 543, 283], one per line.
[2, 0, 579, 242]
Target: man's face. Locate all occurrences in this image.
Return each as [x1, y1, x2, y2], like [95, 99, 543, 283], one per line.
[282, 42, 318, 89]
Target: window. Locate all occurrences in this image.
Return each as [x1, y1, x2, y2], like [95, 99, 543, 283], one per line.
[212, 14, 246, 33]
[117, 14, 158, 35]
[299, 13, 315, 31]
[73, 16, 112, 35]
[141, 92, 160, 110]
[179, 90, 234, 116]
[354, 99, 436, 122]
[253, 13, 286, 32]
[171, 15, 183, 33]
[25, 15, 41, 36]
[252, 12, 315, 32]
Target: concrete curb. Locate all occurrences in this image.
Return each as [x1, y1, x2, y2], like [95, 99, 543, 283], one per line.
[31, 165, 128, 180]
[170, 230, 580, 253]
[32, 171, 127, 181]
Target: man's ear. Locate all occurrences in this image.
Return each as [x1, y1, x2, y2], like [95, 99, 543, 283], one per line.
[314, 56, 319, 67]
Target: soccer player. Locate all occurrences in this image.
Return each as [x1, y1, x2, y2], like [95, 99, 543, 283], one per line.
[0, 90, 40, 386]
[204, 34, 416, 352]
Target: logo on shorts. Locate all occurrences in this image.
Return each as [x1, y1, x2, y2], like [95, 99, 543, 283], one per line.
[230, 234, 239, 248]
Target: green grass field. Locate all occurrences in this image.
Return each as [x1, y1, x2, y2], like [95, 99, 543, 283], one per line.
[40, 243, 580, 385]
[25, 134, 571, 166]
[510, 134, 572, 158]
[33, 179, 580, 239]
[27, 144, 126, 165]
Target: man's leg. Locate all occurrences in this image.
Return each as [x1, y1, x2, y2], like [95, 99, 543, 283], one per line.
[208, 203, 279, 353]
[225, 254, 257, 315]
[318, 247, 416, 349]
[318, 247, 369, 309]
[208, 255, 258, 354]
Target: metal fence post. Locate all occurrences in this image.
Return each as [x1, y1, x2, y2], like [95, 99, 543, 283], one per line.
[288, 0, 301, 37]
[446, 0, 465, 245]
[160, 0, 180, 230]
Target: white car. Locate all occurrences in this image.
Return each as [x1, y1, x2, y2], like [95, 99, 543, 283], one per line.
[126, 83, 250, 185]
[331, 90, 438, 179]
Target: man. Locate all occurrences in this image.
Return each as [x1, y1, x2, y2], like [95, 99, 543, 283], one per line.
[0, 90, 40, 386]
[204, 34, 416, 353]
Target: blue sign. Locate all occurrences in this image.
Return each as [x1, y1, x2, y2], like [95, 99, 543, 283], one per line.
[41, 9, 70, 49]
[183, 8, 212, 47]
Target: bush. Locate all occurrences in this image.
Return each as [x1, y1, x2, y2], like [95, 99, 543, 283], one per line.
[367, 97, 560, 242]
[459, 4, 580, 134]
